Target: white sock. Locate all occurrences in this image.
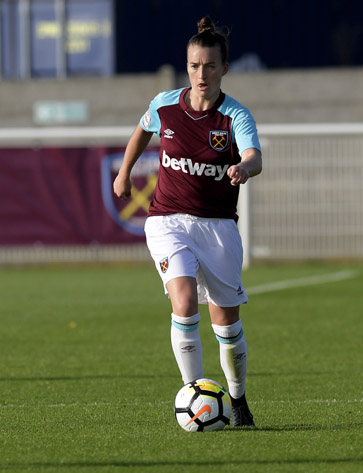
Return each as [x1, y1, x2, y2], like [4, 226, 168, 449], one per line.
[171, 312, 203, 384]
[212, 319, 247, 399]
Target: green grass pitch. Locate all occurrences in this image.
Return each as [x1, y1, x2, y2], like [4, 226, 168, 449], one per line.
[0, 262, 362, 473]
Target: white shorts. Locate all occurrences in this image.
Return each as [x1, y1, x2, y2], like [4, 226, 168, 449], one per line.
[144, 214, 248, 307]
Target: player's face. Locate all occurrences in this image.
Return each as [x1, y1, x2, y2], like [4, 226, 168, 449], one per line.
[187, 45, 228, 104]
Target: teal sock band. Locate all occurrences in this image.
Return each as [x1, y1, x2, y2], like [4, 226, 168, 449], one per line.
[171, 319, 199, 332]
[215, 329, 244, 344]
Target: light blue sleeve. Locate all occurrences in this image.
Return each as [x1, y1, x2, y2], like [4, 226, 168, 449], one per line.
[140, 94, 162, 136]
[139, 89, 183, 137]
[219, 95, 261, 155]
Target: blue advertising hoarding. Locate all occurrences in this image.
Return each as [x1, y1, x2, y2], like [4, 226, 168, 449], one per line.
[1, 0, 115, 78]
[1, 0, 23, 78]
[31, 0, 58, 77]
[66, 0, 114, 76]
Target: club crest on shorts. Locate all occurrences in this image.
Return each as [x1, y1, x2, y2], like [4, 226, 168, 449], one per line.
[209, 130, 229, 151]
[159, 257, 169, 273]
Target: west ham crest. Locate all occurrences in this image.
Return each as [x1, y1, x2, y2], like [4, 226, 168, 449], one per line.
[101, 150, 159, 236]
[159, 257, 169, 273]
[209, 130, 229, 151]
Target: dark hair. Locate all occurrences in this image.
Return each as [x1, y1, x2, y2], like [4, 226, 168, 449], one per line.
[187, 16, 230, 64]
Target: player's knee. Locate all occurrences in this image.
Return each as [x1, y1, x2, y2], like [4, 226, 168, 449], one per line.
[171, 298, 198, 317]
[209, 304, 240, 326]
[167, 277, 198, 316]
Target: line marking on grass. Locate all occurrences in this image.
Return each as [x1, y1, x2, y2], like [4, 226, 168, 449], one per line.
[246, 269, 359, 295]
[255, 399, 363, 404]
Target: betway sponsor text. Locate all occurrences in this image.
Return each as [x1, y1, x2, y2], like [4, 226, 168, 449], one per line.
[162, 151, 229, 181]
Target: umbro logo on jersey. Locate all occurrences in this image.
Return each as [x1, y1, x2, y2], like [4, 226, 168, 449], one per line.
[163, 129, 175, 139]
[162, 150, 229, 181]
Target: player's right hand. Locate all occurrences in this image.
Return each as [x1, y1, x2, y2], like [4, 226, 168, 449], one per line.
[113, 174, 132, 200]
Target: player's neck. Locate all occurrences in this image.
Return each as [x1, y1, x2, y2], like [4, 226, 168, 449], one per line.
[187, 89, 219, 111]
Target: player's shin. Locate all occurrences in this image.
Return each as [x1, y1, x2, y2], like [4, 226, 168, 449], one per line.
[212, 319, 247, 399]
[171, 312, 203, 384]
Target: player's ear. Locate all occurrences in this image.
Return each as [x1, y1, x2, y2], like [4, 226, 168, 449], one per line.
[222, 63, 229, 76]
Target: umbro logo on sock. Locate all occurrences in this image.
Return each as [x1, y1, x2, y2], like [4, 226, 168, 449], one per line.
[181, 345, 196, 353]
[234, 352, 246, 362]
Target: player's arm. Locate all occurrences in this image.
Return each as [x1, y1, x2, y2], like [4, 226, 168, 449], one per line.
[113, 124, 153, 199]
[227, 148, 262, 186]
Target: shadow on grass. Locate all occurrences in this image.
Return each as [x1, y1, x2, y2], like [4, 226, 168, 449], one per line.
[206, 371, 348, 379]
[228, 424, 318, 432]
[0, 370, 347, 383]
[223, 421, 363, 433]
[1, 458, 362, 470]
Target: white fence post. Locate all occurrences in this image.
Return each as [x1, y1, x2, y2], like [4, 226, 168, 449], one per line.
[237, 180, 251, 269]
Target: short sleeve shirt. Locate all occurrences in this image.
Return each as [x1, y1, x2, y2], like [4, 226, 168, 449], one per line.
[140, 87, 261, 220]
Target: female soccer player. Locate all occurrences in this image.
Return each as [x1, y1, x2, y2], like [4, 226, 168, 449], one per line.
[114, 16, 262, 427]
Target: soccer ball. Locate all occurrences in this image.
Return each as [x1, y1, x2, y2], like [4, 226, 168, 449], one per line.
[174, 378, 231, 432]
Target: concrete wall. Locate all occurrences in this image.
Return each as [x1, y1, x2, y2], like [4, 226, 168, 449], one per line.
[221, 68, 363, 124]
[0, 66, 362, 128]
[0, 65, 175, 128]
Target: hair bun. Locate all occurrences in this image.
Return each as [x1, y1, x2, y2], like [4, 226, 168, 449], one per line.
[197, 16, 215, 34]
[188, 16, 230, 64]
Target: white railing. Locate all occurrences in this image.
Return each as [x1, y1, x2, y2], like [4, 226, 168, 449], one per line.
[239, 123, 363, 263]
[1, 124, 362, 264]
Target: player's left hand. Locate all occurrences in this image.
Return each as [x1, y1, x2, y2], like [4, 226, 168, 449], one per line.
[227, 164, 250, 186]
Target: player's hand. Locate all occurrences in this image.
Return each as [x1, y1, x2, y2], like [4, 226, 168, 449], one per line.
[113, 174, 132, 200]
[227, 163, 250, 186]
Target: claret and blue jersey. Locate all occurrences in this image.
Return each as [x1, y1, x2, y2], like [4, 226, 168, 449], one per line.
[140, 87, 261, 221]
